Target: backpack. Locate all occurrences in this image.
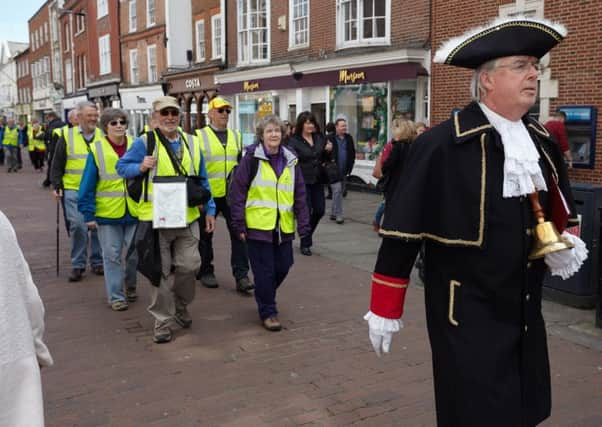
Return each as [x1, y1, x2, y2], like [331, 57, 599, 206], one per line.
[226, 147, 259, 197]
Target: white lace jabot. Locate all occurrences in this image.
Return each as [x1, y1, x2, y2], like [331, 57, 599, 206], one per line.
[479, 103, 547, 198]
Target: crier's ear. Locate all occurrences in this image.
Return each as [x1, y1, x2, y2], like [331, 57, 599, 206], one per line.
[480, 70, 495, 94]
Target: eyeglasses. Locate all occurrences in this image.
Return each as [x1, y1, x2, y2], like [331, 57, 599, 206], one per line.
[496, 59, 543, 74]
[109, 119, 127, 126]
[159, 109, 180, 117]
[217, 108, 231, 114]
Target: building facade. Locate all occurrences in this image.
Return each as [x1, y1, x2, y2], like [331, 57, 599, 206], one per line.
[215, 0, 431, 154]
[119, 0, 168, 136]
[15, 48, 33, 124]
[0, 41, 29, 118]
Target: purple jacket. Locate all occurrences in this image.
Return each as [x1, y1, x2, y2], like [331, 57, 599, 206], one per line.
[228, 143, 311, 243]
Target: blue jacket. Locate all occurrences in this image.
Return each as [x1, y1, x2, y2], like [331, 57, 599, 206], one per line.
[78, 153, 139, 225]
[116, 134, 216, 217]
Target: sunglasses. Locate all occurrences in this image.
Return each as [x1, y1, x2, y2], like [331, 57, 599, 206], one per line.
[217, 108, 231, 114]
[109, 119, 127, 126]
[160, 109, 180, 117]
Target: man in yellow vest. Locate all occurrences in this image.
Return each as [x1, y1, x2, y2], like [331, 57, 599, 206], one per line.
[27, 120, 47, 172]
[117, 96, 216, 343]
[51, 101, 104, 282]
[43, 110, 68, 188]
[2, 117, 21, 173]
[196, 96, 253, 294]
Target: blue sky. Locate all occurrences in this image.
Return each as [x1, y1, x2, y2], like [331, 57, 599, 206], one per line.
[0, 0, 41, 43]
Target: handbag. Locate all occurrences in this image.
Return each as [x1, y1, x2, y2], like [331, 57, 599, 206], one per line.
[323, 161, 341, 184]
[127, 131, 156, 203]
[156, 130, 211, 207]
[133, 221, 162, 287]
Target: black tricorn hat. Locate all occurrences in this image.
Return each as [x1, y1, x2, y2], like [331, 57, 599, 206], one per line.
[434, 16, 567, 69]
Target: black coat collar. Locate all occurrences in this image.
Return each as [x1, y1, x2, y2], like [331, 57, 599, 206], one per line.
[452, 101, 553, 145]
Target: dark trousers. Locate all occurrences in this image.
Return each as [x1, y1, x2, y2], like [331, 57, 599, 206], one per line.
[16, 146, 22, 168]
[29, 150, 45, 170]
[199, 196, 249, 280]
[0, 147, 4, 165]
[247, 238, 293, 320]
[300, 183, 325, 249]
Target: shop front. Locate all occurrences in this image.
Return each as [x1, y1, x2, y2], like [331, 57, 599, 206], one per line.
[87, 81, 121, 110]
[216, 54, 429, 156]
[120, 85, 164, 137]
[61, 93, 88, 122]
[163, 66, 220, 133]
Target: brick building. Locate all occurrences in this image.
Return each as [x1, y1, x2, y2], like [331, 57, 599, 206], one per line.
[15, 48, 33, 124]
[215, 0, 431, 152]
[430, 0, 602, 183]
[119, 0, 168, 135]
[162, 0, 222, 132]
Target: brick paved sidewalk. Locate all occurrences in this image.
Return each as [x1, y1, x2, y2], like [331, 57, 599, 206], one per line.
[1, 163, 601, 426]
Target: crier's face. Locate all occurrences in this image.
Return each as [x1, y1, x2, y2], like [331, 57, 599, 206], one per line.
[483, 55, 540, 119]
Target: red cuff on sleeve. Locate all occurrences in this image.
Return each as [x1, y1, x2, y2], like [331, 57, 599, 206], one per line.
[369, 272, 409, 319]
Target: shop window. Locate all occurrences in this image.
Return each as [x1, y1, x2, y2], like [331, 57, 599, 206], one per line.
[288, 104, 297, 126]
[289, 0, 309, 49]
[238, 93, 278, 146]
[330, 83, 388, 160]
[237, 0, 270, 65]
[336, 0, 390, 49]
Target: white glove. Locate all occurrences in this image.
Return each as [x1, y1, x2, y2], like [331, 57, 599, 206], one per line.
[364, 311, 403, 356]
[544, 232, 588, 280]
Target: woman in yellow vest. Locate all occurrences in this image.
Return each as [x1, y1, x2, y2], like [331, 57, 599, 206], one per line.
[228, 115, 311, 331]
[27, 120, 47, 172]
[77, 108, 138, 311]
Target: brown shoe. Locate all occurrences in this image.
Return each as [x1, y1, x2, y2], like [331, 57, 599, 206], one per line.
[68, 268, 84, 282]
[263, 316, 282, 332]
[153, 322, 172, 344]
[92, 265, 104, 275]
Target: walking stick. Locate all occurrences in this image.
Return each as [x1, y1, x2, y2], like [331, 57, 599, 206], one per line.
[56, 198, 60, 277]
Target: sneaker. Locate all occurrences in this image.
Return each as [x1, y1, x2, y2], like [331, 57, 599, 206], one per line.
[68, 268, 84, 282]
[111, 300, 129, 311]
[263, 316, 282, 332]
[236, 276, 255, 294]
[336, 216, 344, 224]
[300, 247, 312, 256]
[153, 322, 172, 344]
[175, 309, 192, 329]
[200, 273, 219, 288]
[92, 265, 104, 275]
[125, 288, 138, 302]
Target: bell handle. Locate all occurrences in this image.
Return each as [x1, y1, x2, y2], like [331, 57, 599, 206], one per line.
[528, 192, 545, 224]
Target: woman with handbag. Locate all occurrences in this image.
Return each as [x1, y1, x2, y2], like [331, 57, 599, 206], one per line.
[228, 115, 310, 331]
[288, 111, 333, 256]
[78, 108, 139, 311]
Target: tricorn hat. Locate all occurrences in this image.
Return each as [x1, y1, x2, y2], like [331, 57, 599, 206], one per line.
[434, 16, 567, 69]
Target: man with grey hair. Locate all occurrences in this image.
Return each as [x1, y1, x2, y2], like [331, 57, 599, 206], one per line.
[51, 101, 104, 282]
[1, 117, 21, 172]
[43, 110, 67, 188]
[366, 16, 587, 426]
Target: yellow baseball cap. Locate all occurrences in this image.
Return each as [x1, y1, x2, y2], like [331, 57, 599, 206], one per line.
[208, 96, 232, 110]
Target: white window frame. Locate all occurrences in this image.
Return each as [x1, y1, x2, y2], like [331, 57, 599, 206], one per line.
[195, 19, 205, 62]
[237, 0, 271, 65]
[129, 0, 137, 32]
[65, 59, 73, 93]
[98, 34, 111, 75]
[97, 0, 108, 19]
[289, 0, 309, 49]
[211, 14, 223, 60]
[146, 0, 156, 27]
[44, 23, 48, 43]
[335, 0, 390, 49]
[147, 44, 157, 83]
[75, 12, 85, 35]
[129, 49, 138, 84]
[64, 22, 70, 52]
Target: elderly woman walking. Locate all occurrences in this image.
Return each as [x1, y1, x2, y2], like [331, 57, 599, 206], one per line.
[229, 115, 310, 331]
[78, 108, 138, 311]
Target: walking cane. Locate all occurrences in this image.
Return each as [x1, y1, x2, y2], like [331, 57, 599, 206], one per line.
[56, 198, 60, 276]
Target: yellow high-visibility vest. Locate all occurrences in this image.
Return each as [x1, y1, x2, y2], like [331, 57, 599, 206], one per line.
[196, 127, 242, 198]
[27, 127, 46, 152]
[3, 127, 19, 147]
[245, 147, 296, 234]
[137, 131, 202, 224]
[89, 136, 138, 219]
[63, 127, 103, 190]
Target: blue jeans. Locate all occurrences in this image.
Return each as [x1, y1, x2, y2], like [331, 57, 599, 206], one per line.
[97, 223, 138, 304]
[300, 183, 325, 249]
[63, 189, 103, 269]
[247, 239, 294, 320]
[373, 201, 385, 226]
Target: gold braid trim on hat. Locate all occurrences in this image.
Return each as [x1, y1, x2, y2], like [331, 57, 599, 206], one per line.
[446, 21, 564, 64]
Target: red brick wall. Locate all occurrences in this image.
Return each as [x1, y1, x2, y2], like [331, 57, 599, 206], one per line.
[431, 1, 602, 184]
[191, 0, 220, 62]
[87, 0, 121, 81]
[15, 50, 32, 104]
[28, 2, 52, 75]
[62, 0, 89, 92]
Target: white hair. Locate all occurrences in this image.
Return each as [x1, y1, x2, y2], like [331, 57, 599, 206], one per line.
[470, 58, 499, 101]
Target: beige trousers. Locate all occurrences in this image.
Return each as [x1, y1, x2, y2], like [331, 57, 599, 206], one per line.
[148, 222, 200, 327]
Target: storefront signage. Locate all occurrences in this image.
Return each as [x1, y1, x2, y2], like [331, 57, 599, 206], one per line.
[185, 78, 201, 89]
[339, 69, 366, 84]
[243, 81, 260, 92]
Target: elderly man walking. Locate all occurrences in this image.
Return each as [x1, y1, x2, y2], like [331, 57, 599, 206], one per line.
[365, 16, 587, 427]
[117, 96, 216, 343]
[195, 96, 254, 294]
[2, 118, 21, 173]
[51, 101, 104, 282]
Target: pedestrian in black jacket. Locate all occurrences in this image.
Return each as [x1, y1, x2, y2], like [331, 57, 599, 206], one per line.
[43, 111, 66, 187]
[288, 111, 332, 256]
[326, 118, 356, 223]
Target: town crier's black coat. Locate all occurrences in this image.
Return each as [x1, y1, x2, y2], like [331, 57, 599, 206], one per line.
[378, 102, 579, 427]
